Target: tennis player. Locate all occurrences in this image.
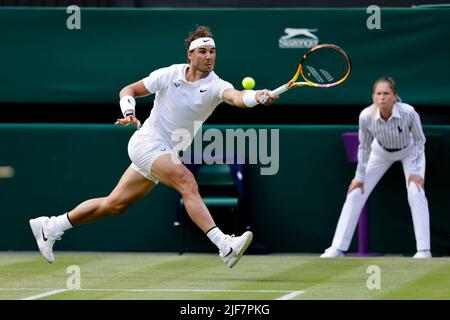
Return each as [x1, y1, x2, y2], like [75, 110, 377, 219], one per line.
[29, 25, 277, 267]
[321, 77, 431, 259]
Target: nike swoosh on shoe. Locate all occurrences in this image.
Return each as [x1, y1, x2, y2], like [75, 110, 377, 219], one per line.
[41, 228, 48, 241]
[224, 247, 233, 257]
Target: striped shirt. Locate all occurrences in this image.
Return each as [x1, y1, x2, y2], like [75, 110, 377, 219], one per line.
[355, 102, 426, 182]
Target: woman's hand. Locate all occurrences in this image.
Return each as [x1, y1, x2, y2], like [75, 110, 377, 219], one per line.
[408, 175, 424, 190]
[348, 179, 364, 194]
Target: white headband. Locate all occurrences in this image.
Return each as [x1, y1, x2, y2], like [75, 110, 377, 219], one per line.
[188, 37, 215, 51]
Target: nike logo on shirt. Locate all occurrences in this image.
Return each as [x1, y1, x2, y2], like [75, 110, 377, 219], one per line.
[174, 82, 181, 87]
[200, 89, 208, 93]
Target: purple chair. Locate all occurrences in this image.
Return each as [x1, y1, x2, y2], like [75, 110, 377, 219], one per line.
[342, 132, 382, 256]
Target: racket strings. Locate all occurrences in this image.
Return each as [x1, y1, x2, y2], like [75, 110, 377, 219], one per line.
[319, 69, 334, 82]
[301, 46, 350, 86]
[305, 65, 325, 83]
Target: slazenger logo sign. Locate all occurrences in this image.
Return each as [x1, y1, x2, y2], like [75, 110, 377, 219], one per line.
[278, 28, 319, 49]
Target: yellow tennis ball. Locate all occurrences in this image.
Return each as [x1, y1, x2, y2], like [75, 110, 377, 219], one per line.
[242, 77, 255, 90]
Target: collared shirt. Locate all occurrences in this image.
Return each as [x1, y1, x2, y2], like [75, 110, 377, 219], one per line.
[141, 64, 233, 149]
[355, 102, 426, 182]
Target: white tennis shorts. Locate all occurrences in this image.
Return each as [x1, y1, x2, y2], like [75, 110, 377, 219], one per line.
[127, 131, 175, 183]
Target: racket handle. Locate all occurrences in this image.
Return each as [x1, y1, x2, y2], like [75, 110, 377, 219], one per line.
[259, 84, 289, 105]
[270, 84, 289, 97]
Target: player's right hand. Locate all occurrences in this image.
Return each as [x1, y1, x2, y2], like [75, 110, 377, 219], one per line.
[114, 115, 142, 130]
[348, 179, 364, 194]
[257, 89, 278, 105]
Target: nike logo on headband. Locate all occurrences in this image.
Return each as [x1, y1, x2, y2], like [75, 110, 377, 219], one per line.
[189, 37, 215, 51]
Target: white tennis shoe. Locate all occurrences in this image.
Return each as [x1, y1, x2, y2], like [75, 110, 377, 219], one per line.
[320, 246, 344, 258]
[220, 231, 253, 268]
[29, 216, 64, 263]
[413, 250, 432, 259]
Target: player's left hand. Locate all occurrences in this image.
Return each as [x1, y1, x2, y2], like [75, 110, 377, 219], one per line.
[115, 114, 142, 130]
[257, 89, 278, 106]
[408, 175, 424, 190]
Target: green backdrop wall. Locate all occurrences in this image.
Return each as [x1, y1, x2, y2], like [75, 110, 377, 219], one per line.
[1, 7, 450, 106]
[0, 124, 449, 255]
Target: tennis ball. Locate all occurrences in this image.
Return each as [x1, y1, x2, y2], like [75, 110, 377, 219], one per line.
[242, 77, 255, 90]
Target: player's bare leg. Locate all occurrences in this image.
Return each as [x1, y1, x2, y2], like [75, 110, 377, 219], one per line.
[151, 153, 252, 268]
[30, 166, 156, 263]
[68, 166, 156, 224]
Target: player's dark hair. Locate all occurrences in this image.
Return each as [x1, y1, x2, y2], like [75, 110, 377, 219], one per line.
[185, 26, 213, 51]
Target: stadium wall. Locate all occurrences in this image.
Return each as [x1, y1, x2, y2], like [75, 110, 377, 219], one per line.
[0, 7, 450, 106]
[1, 124, 449, 255]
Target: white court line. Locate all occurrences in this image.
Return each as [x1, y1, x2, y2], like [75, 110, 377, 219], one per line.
[1, 288, 305, 300]
[21, 289, 68, 300]
[276, 291, 304, 300]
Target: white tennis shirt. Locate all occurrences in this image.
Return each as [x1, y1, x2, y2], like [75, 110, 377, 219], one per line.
[141, 64, 233, 149]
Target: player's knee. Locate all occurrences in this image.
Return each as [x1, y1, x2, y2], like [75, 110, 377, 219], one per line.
[176, 171, 199, 197]
[109, 204, 128, 216]
[100, 199, 129, 216]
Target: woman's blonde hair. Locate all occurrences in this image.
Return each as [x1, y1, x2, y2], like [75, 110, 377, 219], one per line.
[372, 76, 397, 95]
[370, 76, 400, 117]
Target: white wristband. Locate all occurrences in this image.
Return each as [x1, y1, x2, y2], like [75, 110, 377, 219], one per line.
[120, 95, 136, 116]
[243, 90, 258, 108]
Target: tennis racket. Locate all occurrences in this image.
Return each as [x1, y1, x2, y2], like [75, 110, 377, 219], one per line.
[261, 44, 351, 103]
